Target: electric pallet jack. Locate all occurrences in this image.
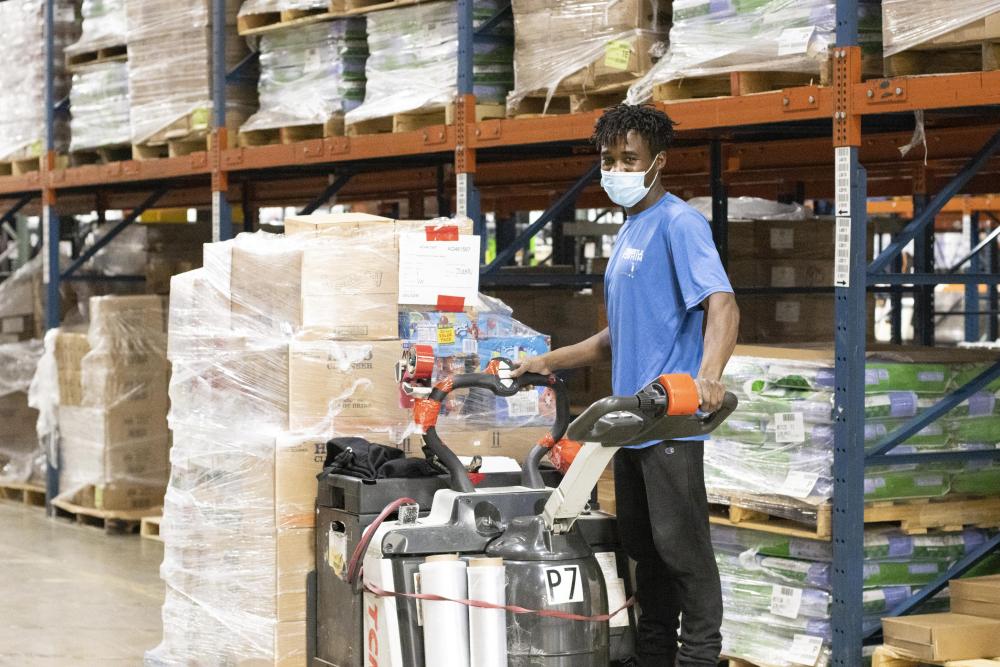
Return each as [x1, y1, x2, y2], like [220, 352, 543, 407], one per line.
[314, 355, 736, 667]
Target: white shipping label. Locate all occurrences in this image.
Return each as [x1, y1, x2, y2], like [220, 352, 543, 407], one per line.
[398, 232, 480, 305]
[788, 633, 824, 666]
[505, 390, 540, 418]
[777, 26, 816, 56]
[835, 147, 851, 217]
[607, 578, 630, 628]
[770, 228, 794, 250]
[835, 216, 852, 287]
[544, 565, 585, 604]
[770, 584, 803, 619]
[774, 412, 806, 443]
[772, 266, 796, 287]
[780, 470, 820, 500]
[594, 551, 620, 581]
[775, 301, 801, 323]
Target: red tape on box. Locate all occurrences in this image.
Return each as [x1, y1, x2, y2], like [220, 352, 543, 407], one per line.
[436, 295, 465, 312]
[425, 225, 459, 241]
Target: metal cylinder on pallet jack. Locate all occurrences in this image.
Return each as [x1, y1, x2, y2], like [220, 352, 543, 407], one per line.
[419, 554, 471, 667]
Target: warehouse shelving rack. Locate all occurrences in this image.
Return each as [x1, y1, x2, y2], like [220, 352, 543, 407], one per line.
[1, 0, 999, 662]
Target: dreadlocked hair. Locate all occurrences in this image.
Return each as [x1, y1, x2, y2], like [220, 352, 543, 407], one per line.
[591, 103, 676, 156]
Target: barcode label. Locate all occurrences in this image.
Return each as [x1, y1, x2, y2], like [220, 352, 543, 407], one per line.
[788, 633, 824, 666]
[770, 584, 803, 619]
[780, 470, 820, 499]
[774, 412, 805, 443]
[506, 390, 540, 418]
[835, 147, 851, 217]
[835, 216, 851, 286]
[462, 338, 478, 354]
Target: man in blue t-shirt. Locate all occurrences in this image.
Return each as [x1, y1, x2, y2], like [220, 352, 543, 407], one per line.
[514, 104, 739, 666]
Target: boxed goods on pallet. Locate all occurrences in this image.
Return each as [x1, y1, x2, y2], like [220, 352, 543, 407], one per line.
[52, 295, 170, 511]
[345, 0, 513, 132]
[149, 214, 554, 666]
[883, 613, 1000, 662]
[883, 0, 1000, 57]
[143, 221, 212, 294]
[506, 0, 670, 115]
[239, 18, 368, 143]
[125, 0, 257, 150]
[0, 340, 44, 484]
[69, 62, 131, 154]
[713, 523, 1000, 667]
[626, 0, 882, 103]
[707, 344, 1000, 526]
[0, 0, 78, 165]
[64, 0, 127, 65]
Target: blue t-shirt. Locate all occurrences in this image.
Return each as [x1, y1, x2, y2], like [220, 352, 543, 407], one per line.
[603, 193, 733, 447]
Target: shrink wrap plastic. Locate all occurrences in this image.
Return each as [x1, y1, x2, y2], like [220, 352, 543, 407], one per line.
[0, 0, 78, 161]
[147, 216, 550, 665]
[240, 18, 368, 134]
[70, 62, 131, 152]
[708, 351, 1000, 524]
[0, 339, 44, 483]
[66, 0, 127, 57]
[626, 0, 882, 104]
[883, 0, 1000, 57]
[125, 0, 256, 145]
[507, 0, 669, 115]
[239, 0, 329, 15]
[346, 0, 514, 126]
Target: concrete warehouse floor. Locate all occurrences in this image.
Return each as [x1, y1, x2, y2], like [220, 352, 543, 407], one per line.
[0, 501, 164, 665]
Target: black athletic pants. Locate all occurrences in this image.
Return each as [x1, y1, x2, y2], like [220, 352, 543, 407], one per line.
[613, 440, 723, 666]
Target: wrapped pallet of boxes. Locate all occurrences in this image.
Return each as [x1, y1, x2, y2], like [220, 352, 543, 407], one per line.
[54, 295, 170, 512]
[65, 0, 127, 65]
[345, 0, 513, 134]
[626, 0, 883, 103]
[704, 345, 1000, 527]
[507, 0, 670, 116]
[143, 221, 212, 294]
[0, 0, 78, 168]
[883, 1, 1000, 76]
[0, 340, 44, 484]
[149, 213, 553, 665]
[712, 523, 1000, 666]
[238, 18, 368, 145]
[125, 0, 256, 155]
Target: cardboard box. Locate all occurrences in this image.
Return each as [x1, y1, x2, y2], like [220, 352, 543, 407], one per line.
[738, 294, 876, 344]
[275, 434, 328, 529]
[274, 620, 308, 667]
[64, 481, 167, 511]
[1, 314, 31, 335]
[301, 292, 399, 340]
[951, 575, 1000, 619]
[728, 259, 835, 288]
[89, 295, 167, 336]
[284, 213, 472, 246]
[883, 612, 1000, 661]
[277, 527, 314, 622]
[288, 338, 407, 431]
[0, 391, 39, 445]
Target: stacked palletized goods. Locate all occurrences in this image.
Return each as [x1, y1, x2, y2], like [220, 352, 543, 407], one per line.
[707, 345, 1000, 525]
[345, 0, 513, 132]
[507, 0, 670, 115]
[0, 340, 45, 485]
[53, 296, 170, 511]
[239, 18, 368, 143]
[125, 0, 257, 152]
[711, 523, 1000, 666]
[147, 213, 553, 666]
[626, 0, 883, 103]
[0, 0, 78, 166]
[883, 1, 1000, 75]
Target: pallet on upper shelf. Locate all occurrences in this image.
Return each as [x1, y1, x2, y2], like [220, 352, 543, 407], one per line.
[69, 144, 133, 167]
[653, 69, 830, 103]
[885, 41, 1000, 77]
[132, 108, 248, 160]
[66, 43, 127, 71]
[0, 482, 45, 509]
[872, 644, 1000, 667]
[51, 497, 160, 536]
[0, 154, 69, 177]
[140, 515, 163, 542]
[508, 90, 629, 118]
[237, 0, 424, 36]
[710, 493, 1000, 540]
[345, 102, 505, 136]
[238, 115, 345, 147]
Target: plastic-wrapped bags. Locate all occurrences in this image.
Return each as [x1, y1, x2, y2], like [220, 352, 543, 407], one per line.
[883, 0, 1000, 57]
[70, 62, 131, 152]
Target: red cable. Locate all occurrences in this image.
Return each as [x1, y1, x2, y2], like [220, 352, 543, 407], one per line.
[346, 496, 417, 586]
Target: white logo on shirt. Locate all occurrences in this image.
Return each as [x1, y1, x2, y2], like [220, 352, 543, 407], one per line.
[622, 248, 644, 262]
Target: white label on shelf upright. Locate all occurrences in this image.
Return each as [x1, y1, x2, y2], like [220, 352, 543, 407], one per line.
[835, 147, 851, 216]
[835, 216, 852, 287]
[770, 584, 803, 619]
[788, 633, 824, 666]
[41, 208, 50, 285]
[456, 173, 469, 217]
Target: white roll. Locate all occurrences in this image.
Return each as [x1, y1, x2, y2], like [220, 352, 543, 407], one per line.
[419, 554, 471, 667]
[467, 557, 507, 667]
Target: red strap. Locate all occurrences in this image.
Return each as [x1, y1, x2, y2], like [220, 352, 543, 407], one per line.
[537, 433, 556, 449]
[425, 225, 460, 241]
[412, 399, 442, 429]
[436, 295, 465, 312]
[468, 472, 485, 485]
[363, 580, 634, 623]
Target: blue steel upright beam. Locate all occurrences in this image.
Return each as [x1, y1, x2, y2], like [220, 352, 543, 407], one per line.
[831, 1, 865, 663]
[710, 139, 728, 269]
[455, 0, 481, 255]
[211, 0, 233, 242]
[991, 226, 1000, 340]
[912, 193, 935, 345]
[966, 212, 982, 341]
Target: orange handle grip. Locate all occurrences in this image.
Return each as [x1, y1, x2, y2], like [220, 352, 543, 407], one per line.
[657, 374, 700, 415]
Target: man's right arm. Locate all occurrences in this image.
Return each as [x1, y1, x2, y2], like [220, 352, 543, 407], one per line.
[511, 327, 611, 377]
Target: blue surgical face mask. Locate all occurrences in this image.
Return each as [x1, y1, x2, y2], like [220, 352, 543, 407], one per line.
[600, 154, 663, 208]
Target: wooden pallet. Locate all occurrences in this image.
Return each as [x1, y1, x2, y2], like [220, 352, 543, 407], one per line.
[238, 116, 345, 147]
[0, 482, 45, 508]
[69, 144, 133, 166]
[710, 494, 1000, 540]
[653, 69, 830, 103]
[132, 137, 210, 161]
[66, 44, 127, 71]
[0, 154, 70, 176]
[873, 644, 1000, 667]
[140, 515, 163, 542]
[237, 0, 424, 36]
[510, 90, 630, 118]
[885, 42, 1000, 77]
[51, 498, 160, 536]
[346, 103, 505, 136]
